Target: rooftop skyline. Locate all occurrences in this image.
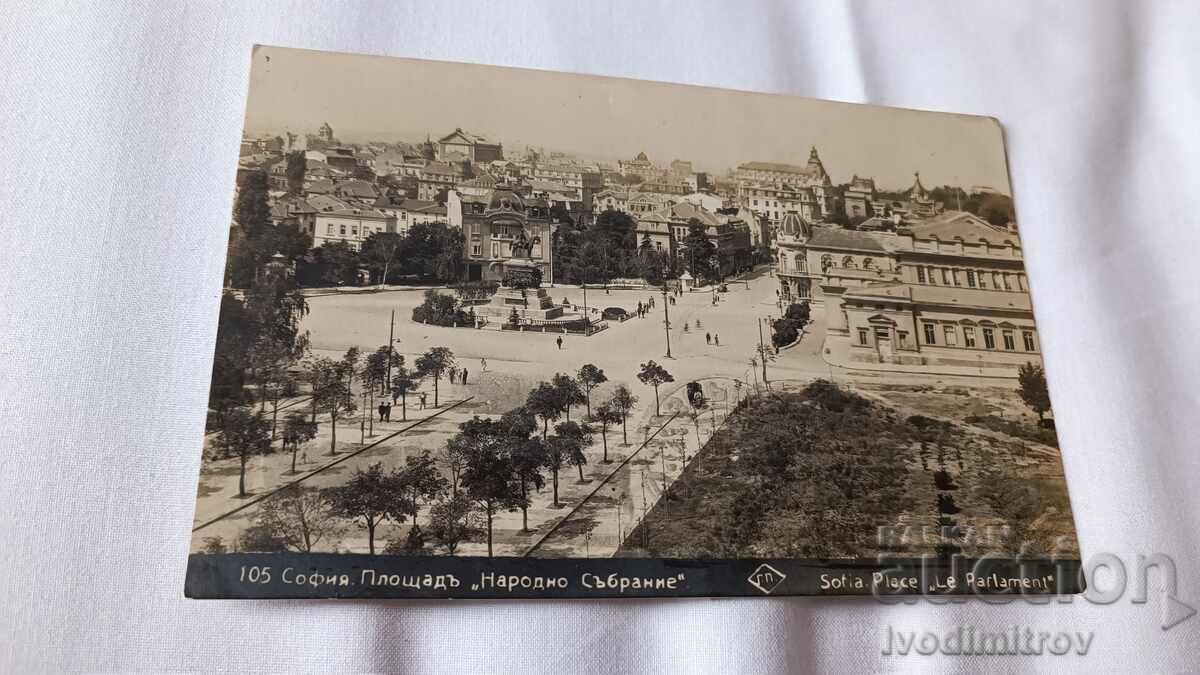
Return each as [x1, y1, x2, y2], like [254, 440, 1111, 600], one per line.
[244, 46, 1013, 194]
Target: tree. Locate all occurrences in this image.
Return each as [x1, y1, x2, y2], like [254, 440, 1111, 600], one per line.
[609, 385, 638, 445]
[637, 360, 675, 416]
[559, 420, 592, 482]
[252, 485, 344, 552]
[390, 365, 420, 421]
[415, 346, 455, 407]
[395, 450, 449, 523]
[281, 412, 318, 474]
[525, 381, 563, 440]
[552, 372, 586, 422]
[460, 439, 521, 556]
[360, 232, 404, 286]
[285, 151, 306, 195]
[297, 241, 360, 287]
[498, 406, 544, 530]
[681, 218, 717, 283]
[427, 493, 477, 555]
[411, 289, 469, 326]
[593, 402, 622, 463]
[324, 462, 410, 554]
[315, 362, 356, 455]
[576, 364, 608, 419]
[210, 406, 273, 497]
[1017, 362, 1052, 422]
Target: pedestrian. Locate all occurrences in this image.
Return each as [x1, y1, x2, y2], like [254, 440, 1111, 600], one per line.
[706, 332, 712, 345]
[637, 301, 643, 316]
[392, 388, 399, 404]
[448, 366, 458, 384]
[556, 335, 563, 350]
[378, 401, 386, 422]
[461, 368, 468, 385]
[419, 392, 427, 409]
[714, 333, 720, 346]
[384, 401, 392, 421]
[481, 357, 488, 372]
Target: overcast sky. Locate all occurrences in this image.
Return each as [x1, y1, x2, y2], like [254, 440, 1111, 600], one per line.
[244, 45, 1012, 194]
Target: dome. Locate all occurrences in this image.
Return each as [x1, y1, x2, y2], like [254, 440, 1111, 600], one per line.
[635, 151, 648, 161]
[779, 211, 811, 239]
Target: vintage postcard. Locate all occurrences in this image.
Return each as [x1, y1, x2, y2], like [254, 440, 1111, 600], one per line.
[186, 46, 1080, 598]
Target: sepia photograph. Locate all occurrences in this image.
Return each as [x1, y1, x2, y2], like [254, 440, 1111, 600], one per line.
[187, 46, 1079, 597]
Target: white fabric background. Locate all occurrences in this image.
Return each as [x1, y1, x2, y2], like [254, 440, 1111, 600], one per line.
[2, 1, 1198, 672]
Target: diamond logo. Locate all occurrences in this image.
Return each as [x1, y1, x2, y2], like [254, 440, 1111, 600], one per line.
[748, 564, 786, 595]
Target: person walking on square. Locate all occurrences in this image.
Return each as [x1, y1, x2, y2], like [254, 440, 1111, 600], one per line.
[706, 332, 712, 345]
[714, 333, 720, 346]
[448, 366, 458, 385]
[383, 401, 392, 422]
[480, 357, 488, 372]
[419, 392, 427, 410]
[461, 368, 468, 385]
[378, 401, 387, 422]
[556, 335, 564, 350]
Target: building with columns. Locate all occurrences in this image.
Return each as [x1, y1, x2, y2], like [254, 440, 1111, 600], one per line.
[776, 210, 1040, 370]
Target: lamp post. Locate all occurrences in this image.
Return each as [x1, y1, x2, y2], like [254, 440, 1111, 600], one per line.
[661, 282, 672, 358]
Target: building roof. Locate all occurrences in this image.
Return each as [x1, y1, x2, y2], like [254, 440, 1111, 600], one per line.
[333, 180, 379, 200]
[438, 128, 497, 146]
[321, 206, 394, 221]
[806, 226, 892, 253]
[304, 178, 336, 195]
[778, 212, 812, 239]
[903, 210, 1018, 247]
[737, 161, 818, 176]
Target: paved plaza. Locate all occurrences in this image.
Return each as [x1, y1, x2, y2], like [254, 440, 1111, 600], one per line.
[193, 269, 1036, 557]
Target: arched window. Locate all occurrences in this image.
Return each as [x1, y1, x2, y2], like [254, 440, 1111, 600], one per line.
[862, 257, 875, 270]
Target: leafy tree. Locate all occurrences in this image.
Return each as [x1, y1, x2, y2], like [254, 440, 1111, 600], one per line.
[415, 346, 455, 407]
[297, 241, 360, 287]
[427, 493, 477, 555]
[360, 232, 404, 286]
[557, 420, 592, 483]
[525, 381, 563, 440]
[593, 402, 622, 462]
[411, 289, 470, 326]
[390, 365, 420, 421]
[315, 362, 356, 455]
[460, 438, 521, 556]
[552, 372, 586, 422]
[285, 151, 306, 194]
[637, 360, 675, 416]
[681, 218, 717, 283]
[576, 364, 608, 418]
[252, 485, 344, 552]
[324, 462, 410, 554]
[281, 412, 318, 474]
[399, 222, 466, 282]
[395, 450, 449, 523]
[505, 410, 547, 532]
[1017, 362, 1052, 422]
[609, 385, 638, 445]
[210, 405, 273, 497]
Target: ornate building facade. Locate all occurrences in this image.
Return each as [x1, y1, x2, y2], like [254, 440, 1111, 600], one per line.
[777, 210, 1040, 370]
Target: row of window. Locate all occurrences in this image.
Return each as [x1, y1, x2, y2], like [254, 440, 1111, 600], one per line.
[858, 325, 1035, 352]
[915, 265, 1025, 292]
[324, 223, 386, 237]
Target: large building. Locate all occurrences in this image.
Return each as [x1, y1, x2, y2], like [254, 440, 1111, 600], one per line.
[448, 188, 555, 283]
[436, 128, 503, 163]
[317, 122, 335, 143]
[735, 147, 836, 218]
[775, 210, 1038, 369]
[417, 161, 465, 201]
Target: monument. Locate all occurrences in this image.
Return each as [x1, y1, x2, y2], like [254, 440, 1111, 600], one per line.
[481, 229, 564, 323]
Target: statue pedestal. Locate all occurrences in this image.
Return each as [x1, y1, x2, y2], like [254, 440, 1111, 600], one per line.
[482, 286, 563, 322]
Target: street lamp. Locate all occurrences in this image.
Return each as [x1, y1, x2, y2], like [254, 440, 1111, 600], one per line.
[661, 282, 672, 358]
